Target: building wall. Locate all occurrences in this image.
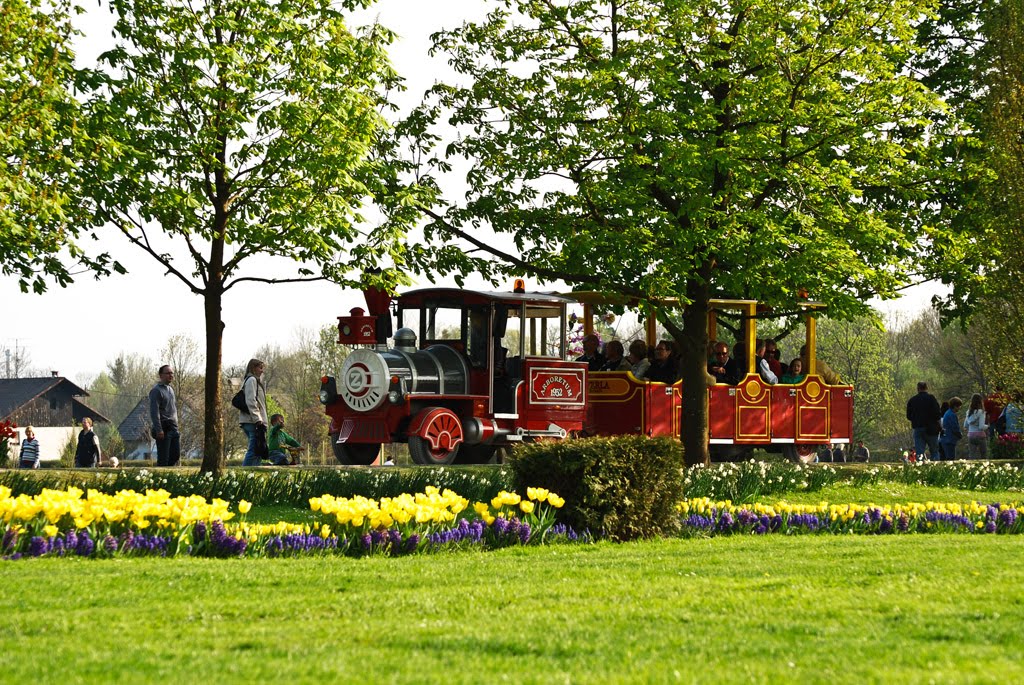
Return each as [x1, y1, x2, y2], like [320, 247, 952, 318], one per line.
[11, 426, 78, 462]
[7, 392, 75, 427]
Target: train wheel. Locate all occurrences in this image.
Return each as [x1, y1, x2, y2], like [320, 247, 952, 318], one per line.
[408, 408, 463, 466]
[783, 444, 819, 464]
[329, 433, 380, 466]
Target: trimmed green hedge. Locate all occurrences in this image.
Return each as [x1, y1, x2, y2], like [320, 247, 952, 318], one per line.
[508, 436, 685, 541]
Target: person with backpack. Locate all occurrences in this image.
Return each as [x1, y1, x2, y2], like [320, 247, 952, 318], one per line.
[237, 358, 269, 466]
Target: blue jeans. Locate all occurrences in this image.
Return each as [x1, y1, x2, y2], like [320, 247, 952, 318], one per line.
[940, 441, 959, 461]
[241, 423, 262, 466]
[913, 427, 940, 460]
[155, 427, 180, 466]
[268, 450, 291, 466]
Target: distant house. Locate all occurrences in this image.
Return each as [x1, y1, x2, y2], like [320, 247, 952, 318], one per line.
[117, 396, 196, 461]
[118, 397, 156, 460]
[0, 375, 111, 461]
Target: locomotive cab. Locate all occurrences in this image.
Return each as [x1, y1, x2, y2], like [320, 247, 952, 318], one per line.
[322, 286, 588, 466]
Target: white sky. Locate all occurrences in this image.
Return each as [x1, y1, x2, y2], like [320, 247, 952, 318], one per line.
[1, 0, 943, 384]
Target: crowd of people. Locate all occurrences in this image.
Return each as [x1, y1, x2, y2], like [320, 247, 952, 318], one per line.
[16, 358, 304, 469]
[575, 334, 838, 388]
[905, 382, 1022, 460]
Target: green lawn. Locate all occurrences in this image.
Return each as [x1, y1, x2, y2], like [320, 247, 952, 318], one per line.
[3, 535, 1021, 683]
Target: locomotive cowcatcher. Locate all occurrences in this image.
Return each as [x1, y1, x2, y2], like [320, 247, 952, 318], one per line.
[320, 283, 588, 465]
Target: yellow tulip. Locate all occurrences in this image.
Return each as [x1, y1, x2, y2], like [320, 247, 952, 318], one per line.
[238, 500, 252, 514]
[519, 500, 535, 515]
[43, 525, 58, 538]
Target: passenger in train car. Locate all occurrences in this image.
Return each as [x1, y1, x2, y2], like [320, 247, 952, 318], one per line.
[764, 339, 783, 377]
[627, 340, 651, 379]
[600, 340, 631, 371]
[780, 358, 805, 384]
[646, 340, 681, 384]
[576, 333, 606, 371]
[755, 339, 779, 385]
[799, 345, 841, 385]
[707, 342, 741, 385]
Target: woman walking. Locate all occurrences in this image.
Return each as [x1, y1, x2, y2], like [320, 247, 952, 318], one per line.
[939, 397, 964, 461]
[964, 394, 989, 459]
[74, 418, 102, 468]
[238, 358, 269, 466]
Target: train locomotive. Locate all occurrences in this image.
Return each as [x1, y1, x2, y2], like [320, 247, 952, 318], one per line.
[319, 284, 588, 465]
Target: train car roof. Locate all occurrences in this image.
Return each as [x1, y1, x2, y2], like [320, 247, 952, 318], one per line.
[397, 287, 578, 307]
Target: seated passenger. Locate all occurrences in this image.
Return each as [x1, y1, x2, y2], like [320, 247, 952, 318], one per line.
[764, 339, 783, 377]
[799, 345, 841, 385]
[780, 358, 805, 384]
[600, 340, 630, 371]
[576, 333, 605, 371]
[627, 340, 651, 379]
[646, 340, 681, 384]
[755, 339, 778, 385]
[707, 342, 741, 384]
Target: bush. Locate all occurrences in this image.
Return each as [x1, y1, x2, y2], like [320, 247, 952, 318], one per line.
[508, 436, 685, 541]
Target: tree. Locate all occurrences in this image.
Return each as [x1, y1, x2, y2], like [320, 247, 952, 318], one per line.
[816, 318, 898, 443]
[1, 0, 121, 293]
[83, 0, 421, 474]
[411, 0, 961, 464]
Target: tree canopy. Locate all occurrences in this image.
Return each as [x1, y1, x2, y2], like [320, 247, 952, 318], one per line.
[83, 0, 421, 472]
[0, 0, 121, 293]
[410, 0, 967, 463]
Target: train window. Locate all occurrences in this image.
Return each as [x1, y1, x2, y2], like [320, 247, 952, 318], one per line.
[524, 305, 565, 358]
[466, 306, 488, 367]
[424, 305, 462, 342]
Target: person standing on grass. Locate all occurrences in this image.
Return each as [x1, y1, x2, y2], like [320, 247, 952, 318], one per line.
[19, 426, 40, 469]
[939, 397, 964, 461]
[906, 381, 942, 460]
[149, 365, 180, 467]
[964, 393, 989, 459]
[74, 418, 102, 468]
[239, 358, 269, 466]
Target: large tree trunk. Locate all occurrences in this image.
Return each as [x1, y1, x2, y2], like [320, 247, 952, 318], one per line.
[199, 224, 227, 475]
[199, 284, 225, 474]
[663, 277, 712, 467]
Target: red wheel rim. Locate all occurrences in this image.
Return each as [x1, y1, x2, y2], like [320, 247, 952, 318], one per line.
[423, 410, 462, 458]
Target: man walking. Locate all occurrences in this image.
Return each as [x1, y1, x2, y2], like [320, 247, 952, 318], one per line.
[906, 381, 941, 461]
[149, 365, 180, 466]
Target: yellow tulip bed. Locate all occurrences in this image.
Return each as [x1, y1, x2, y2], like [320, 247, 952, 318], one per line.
[0, 484, 582, 560]
[678, 497, 1024, 535]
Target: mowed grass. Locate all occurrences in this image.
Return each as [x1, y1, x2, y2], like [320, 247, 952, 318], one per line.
[2, 536, 1022, 684]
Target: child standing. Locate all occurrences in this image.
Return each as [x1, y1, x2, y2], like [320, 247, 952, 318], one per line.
[19, 426, 40, 469]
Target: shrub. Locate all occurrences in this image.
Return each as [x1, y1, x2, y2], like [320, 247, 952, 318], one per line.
[508, 436, 685, 541]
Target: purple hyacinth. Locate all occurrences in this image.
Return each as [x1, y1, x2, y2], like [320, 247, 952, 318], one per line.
[683, 515, 715, 532]
[28, 536, 49, 557]
[75, 532, 95, 557]
[897, 514, 910, 533]
[998, 508, 1018, 529]
[984, 521, 997, 534]
[103, 535, 118, 554]
[2, 529, 17, 552]
[717, 511, 735, 533]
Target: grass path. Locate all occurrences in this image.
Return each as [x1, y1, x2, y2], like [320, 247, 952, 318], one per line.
[2, 535, 1022, 683]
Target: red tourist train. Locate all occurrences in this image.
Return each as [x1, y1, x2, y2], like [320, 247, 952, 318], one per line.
[319, 284, 853, 465]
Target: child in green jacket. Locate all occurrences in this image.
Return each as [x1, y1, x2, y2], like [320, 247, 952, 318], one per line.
[268, 414, 304, 465]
